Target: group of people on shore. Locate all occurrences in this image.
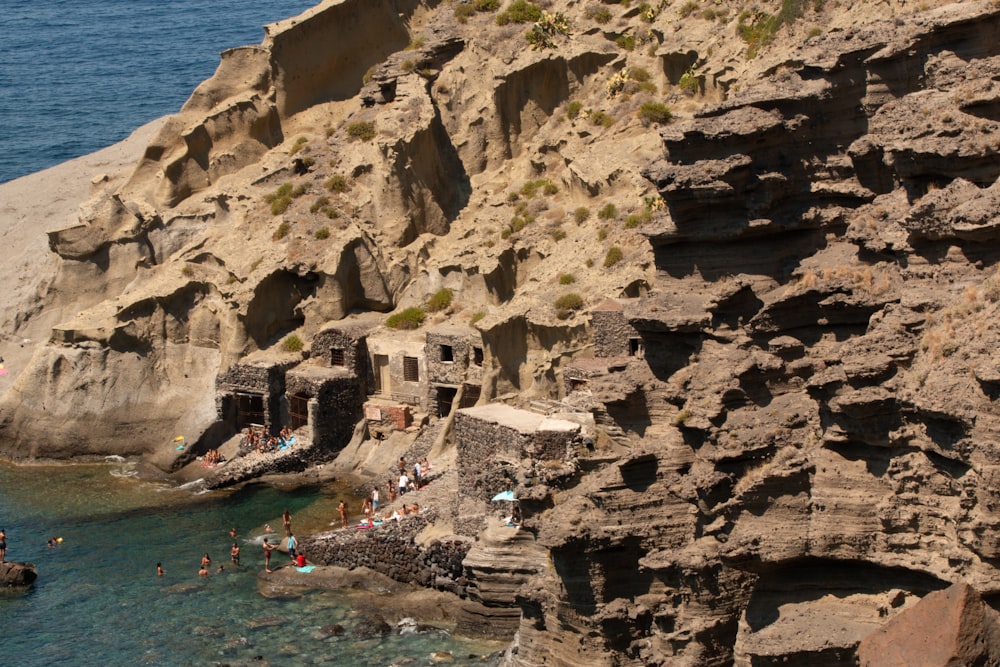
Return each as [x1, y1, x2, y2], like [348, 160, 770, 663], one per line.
[243, 426, 296, 456]
[201, 448, 224, 465]
[331, 456, 432, 531]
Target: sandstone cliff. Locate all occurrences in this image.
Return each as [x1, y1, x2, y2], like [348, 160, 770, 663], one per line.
[2, 0, 1000, 664]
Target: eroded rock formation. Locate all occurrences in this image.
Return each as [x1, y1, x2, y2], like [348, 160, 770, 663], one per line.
[3, 0, 1000, 664]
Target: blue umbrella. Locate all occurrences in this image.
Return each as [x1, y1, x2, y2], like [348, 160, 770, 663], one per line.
[491, 490, 517, 502]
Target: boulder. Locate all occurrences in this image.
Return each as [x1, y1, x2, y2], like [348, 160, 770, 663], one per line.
[857, 582, 1000, 667]
[0, 561, 38, 591]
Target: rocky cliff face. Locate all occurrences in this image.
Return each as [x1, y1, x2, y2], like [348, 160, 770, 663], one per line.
[2, 0, 1000, 663]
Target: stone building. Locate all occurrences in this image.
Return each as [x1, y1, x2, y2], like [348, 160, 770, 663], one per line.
[285, 364, 362, 451]
[365, 329, 428, 409]
[591, 298, 643, 358]
[215, 354, 300, 436]
[454, 404, 582, 502]
[424, 324, 485, 418]
[310, 319, 374, 394]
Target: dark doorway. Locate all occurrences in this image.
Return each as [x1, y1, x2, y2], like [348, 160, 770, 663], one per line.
[436, 386, 458, 418]
[236, 392, 265, 430]
[289, 394, 309, 430]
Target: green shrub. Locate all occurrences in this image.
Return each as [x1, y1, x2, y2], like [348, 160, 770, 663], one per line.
[346, 121, 376, 141]
[283, 334, 304, 353]
[470, 310, 487, 325]
[385, 307, 426, 330]
[314, 227, 331, 240]
[585, 6, 613, 23]
[181, 265, 194, 278]
[603, 246, 623, 267]
[475, 0, 501, 8]
[325, 208, 340, 219]
[678, 1, 699, 18]
[289, 136, 308, 155]
[638, 102, 672, 125]
[625, 208, 652, 228]
[326, 174, 349, 193]
[598, 203, 617, 220]
[567, 101, 583, 119]
[679, 67, 700, 94]
[590, 110, 615, 127]
[520, 178, 558, 199]
[573, 206, 591, 224]
[630, 67, 652, 83]
[273, 221, 291, 240]
[401, 59, 416, 73]
[454, 3, 475, 20]
[267, 183, 293, 200]
[497, 0, 543, 25]
[585, 258, 594, 267]
[291, 183, 308, 198]
[310, 196, 330, 213]
[559, 273, 576, 285]
[616, 34, 636, 51]
[426, 288, 454, 313]
[738, 1, 810, 60]
[550, 228, 567, 241]
[270, 196, 292, 215]
[597, 228, 608, 241]
[554, 292, 584, 319]
[405, 37, 426, 51]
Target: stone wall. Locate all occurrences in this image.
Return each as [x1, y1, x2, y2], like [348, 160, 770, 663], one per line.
[298, 511, 471, 594]
[216, 359, 297, 434]
[455, 411, 524, 502]
[425, 329, 484, 386]
[311, 326, 370, 390]
[310, 375, 364, 452]
[591, 301, 640, 358]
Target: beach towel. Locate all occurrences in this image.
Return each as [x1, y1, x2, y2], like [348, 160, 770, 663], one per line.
[296, 566, 316, 573]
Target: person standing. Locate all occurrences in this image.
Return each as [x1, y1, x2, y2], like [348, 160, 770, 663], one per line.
[282, 509, 292, 537]
[371, 487, 380, 512]
[398, 471, 409, 497]
[230, 542, 241, 566]
[263, 538, 277, 573]
[413, 460, 422, 488]
[0, 528, 6, 563]
[287, 533, 298, 563]
[338, 500, 348, 529]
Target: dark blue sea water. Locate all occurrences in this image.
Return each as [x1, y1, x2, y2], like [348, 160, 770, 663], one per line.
[0, 462, 503, 666]
[0, 0, 319, 184]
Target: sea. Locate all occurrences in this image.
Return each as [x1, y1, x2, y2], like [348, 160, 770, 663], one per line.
[0, 2, 504, 664]
[1, 0, 313, 184]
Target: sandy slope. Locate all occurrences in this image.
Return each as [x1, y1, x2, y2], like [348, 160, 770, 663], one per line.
[0, 118, 165, 393]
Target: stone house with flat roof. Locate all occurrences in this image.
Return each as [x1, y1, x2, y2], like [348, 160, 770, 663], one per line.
[454, 403, 583, 502]
[424, 324, 486, 418]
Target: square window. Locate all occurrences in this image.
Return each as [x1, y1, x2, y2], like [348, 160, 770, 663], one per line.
[331, 348, 345, 366]
[403, 356, 419, 382]
[440, 344, 454, 362]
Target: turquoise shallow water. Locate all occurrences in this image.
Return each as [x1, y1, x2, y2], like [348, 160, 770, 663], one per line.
[0, 461, 504, 666]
